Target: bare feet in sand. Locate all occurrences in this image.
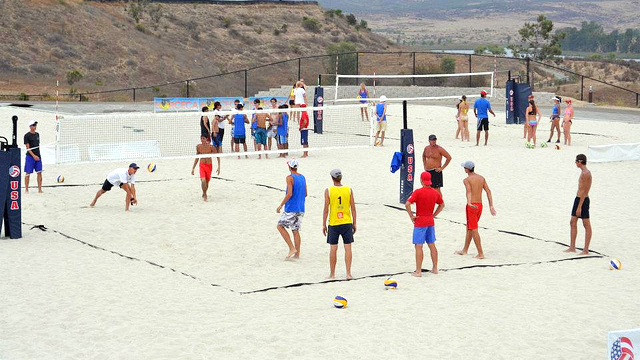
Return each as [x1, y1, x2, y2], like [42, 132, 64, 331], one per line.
[564, 248, 577, 253]
[412, 271, 422, 277]
[327, 274, 335, 280]
[454, 250, 467, 255]
[285, 250, 297, 260]
[578, 250, 590, 255]
[474, 254, 485, 259]
[431, 267, 438, 274]
[346, 274, 353, 280]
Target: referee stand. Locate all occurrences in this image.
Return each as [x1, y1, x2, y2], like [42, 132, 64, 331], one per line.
[1, 115, 23, 239]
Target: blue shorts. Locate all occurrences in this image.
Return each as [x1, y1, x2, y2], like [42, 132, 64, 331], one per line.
[412, 226, 436, 245]
[255, 128, 267, 145]
[25, 155, 43, 174]
[211, 134, 222, 147]
[300, 130, 309, 146]
[277, 134, 288, 145]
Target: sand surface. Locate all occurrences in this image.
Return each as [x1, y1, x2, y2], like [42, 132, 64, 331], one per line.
[1, 103, 639, 359]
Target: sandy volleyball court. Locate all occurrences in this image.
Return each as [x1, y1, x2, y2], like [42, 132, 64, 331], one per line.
[1, 102, 639, 359]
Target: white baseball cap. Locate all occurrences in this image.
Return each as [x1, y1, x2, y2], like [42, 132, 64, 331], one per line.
[461, 160, 475, 170]
[330, 169, 342, 178]
[28, 120, 38, 127]
[379, 95, 387, 102]
[287, 159, 299, 168]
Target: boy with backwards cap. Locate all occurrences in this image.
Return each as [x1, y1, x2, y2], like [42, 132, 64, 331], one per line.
[456, 160, 497, 259]
[322, 169, 357, 280]
[405, 171, 445, 276]
[276, 159, 307, 259]
[90, 163, 139, 211]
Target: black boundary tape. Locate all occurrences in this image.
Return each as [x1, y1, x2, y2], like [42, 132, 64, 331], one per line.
[23, 179, 608, 295]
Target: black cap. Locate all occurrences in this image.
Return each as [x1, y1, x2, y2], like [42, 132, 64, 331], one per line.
[129, 163, 140, 169]
[428, 134, 437, 141]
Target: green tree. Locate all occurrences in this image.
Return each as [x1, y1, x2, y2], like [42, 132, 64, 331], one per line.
[326, 42, 357, 79]
[346, 14, 357, 26]
[513, 15, 565, 60]
[127, 0, 148, 24]
[66, 70, 83, 85]
[440, 56, 456, 74]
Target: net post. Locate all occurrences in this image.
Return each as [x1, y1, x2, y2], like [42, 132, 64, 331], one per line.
[580, 76, 584, 101]
[186, 80, 190, 98]
[526, 57, 530, 84]
[403, 100, 408, 130]
[399, 100, 415, 204]
[412, 52, 416, 86]
[318, 74, 322, 86]
[133, 88, 136, 102]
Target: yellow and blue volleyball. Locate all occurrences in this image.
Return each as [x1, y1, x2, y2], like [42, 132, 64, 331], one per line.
[333, 296, 347, 309]
[147, 162, 157, 173]
[609, 258, 622, 270]
[384, 277, 398, 290]
[56, 175, 64, 183]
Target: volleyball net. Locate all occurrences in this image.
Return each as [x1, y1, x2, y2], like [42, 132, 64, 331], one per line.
[54, 104, 372, 164]
[333, 72, 495, 103]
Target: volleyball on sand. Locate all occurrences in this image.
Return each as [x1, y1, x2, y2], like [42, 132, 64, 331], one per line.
[609, 258, 622, 270]
[384, 278, 398, 290]
[56, 175, 64, 183]
[147, 163, 157, 172]
[333, 296, 347, 309]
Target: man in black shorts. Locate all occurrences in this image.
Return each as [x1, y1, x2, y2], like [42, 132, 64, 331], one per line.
[565, 154, 592, 255]
[322, 169, 357, 280]
[90, 163, 139, 211]
[422, 134, 452, 195]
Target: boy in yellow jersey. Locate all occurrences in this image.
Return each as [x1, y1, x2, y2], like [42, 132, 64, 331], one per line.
[322, 169, 357, 280]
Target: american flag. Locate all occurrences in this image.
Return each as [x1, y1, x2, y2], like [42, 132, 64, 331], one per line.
[611, 337, 635, 360]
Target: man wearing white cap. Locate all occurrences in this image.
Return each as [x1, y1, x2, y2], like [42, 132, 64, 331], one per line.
[276, 159, 307, 259]
[322, 168, 357, 280]
[24, 120, 43, 193]
[455, 160, 496, 259]
[90, 163, 139, 211]
[374, 95, 388, 146]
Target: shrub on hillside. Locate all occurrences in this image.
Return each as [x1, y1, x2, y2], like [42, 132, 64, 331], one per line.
[346, 14, 357, 26]
[66, 70, 83, 85]
[440, 56, 456, 74]
[302, 17, 321, 33]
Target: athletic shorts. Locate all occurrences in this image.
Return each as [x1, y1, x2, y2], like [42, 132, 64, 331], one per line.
[466, 203, 483, 230]
[101, 179, 118, 192]
[278, 212, 304, 231]
[199, 162, 212, 181]
[571, 196, 590, 219]
[376, 121, 387, 132]
[327, 223, 354, 245]
[427, 169, 443, 188]
[477, 118, 489, 131]
[234, 135, 246, 144]
[289, 100, 295, 106]
[267, 127, 277, 138]
[217, 128, 225, 143]
[211, 134, 222, 147]
[300, 130, 309, 146]
[255, 127, 267, 145]
[551, 115, 560, 121]
[412, 226, 436, 245]
[277, 135, 288, 145]
[24, 155, 42, 174]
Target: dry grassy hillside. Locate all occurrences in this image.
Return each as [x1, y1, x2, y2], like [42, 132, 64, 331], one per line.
[0, 0, 391, 99]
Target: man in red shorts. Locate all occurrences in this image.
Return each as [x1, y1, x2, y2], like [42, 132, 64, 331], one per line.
[191, 135, 220, 201]
[455, 160, 496, 259]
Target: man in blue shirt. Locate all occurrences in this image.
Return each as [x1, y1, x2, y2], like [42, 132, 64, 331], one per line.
[276, 159, 307, 259]
[473, 90, 496, 146]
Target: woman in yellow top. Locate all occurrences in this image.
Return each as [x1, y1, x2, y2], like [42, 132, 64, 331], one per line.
[456, 95, 470, 142]
[322, 169, 357, 280]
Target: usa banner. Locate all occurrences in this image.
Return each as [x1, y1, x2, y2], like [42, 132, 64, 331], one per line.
[609, 328, 639, 360]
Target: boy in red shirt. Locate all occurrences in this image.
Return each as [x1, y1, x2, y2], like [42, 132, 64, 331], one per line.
[299, 104, 310, 158]
[405, 172, 445, 276]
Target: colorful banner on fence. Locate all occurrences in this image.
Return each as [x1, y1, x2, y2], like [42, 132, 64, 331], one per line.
[154, 97, 288, 112]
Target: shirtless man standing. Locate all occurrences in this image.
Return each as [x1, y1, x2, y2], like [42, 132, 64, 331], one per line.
[252, 108, 271, 159]
[455, 160, 496, 259]
[422, 134, 452, 195]
[565, 154, 592, 255]
[191, 135, 220, 201]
